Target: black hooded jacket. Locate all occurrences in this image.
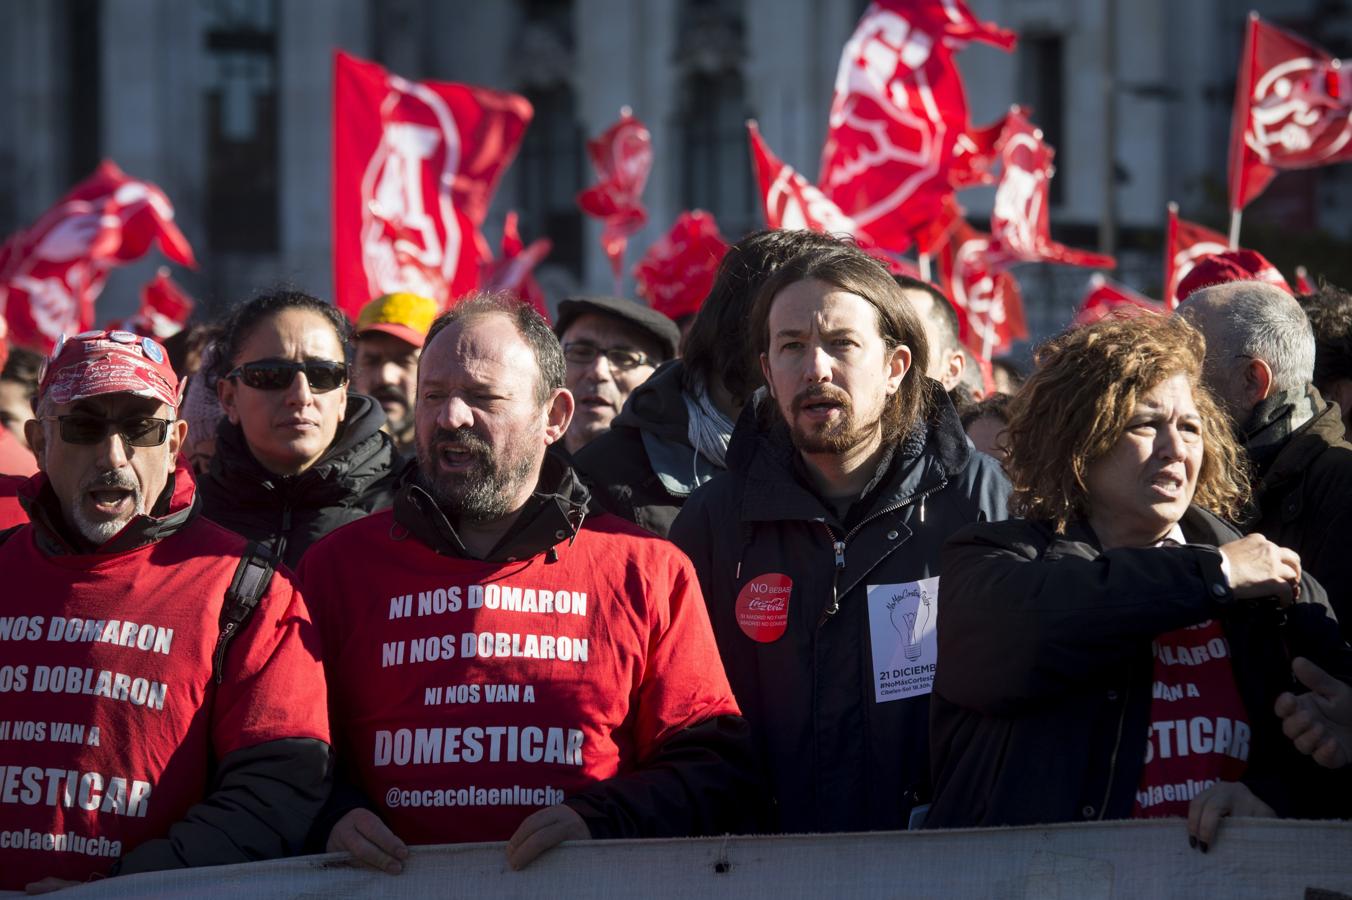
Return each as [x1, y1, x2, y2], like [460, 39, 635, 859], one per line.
[928, 507, 1352, 829]
[572, 360, 721, 537]
[669, 383, 1010, 833]
[198, 393, 400, 569]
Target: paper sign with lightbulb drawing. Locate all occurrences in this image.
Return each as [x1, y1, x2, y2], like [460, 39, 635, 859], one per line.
[867, 576, 940, 703]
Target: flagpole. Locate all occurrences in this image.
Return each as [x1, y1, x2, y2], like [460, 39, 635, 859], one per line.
[919, 253, 932, 282]
[1228, 208, 1242, 250]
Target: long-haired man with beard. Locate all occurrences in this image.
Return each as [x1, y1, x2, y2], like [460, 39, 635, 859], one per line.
[297, 294, 759, 874]
[670, 236, 1010, 833]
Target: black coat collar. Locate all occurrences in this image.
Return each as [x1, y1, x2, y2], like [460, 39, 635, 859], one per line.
[392, 452, 592, 563]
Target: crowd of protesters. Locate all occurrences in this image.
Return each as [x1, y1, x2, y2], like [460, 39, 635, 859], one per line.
[2, 230, 1352, 892]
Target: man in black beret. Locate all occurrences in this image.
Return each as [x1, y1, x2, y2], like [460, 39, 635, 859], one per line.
[554, 296, 679, 455]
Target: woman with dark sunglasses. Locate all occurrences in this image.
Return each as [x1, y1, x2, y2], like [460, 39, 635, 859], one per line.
[197, 290, 401, 568]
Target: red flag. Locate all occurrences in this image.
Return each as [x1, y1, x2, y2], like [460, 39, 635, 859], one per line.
[481, 211, 551, 322]
[989, 111, 1115, 269]
[1228, 15, 1352, 213]
[0, 161, 196, 353]
[633, 211, 729, 322]
[1295, 265, 1314, 294]
[819, 1, 1015, 253]
[1163, 204, 1231, 308]
[104, 268, 197, 339]
[950, 106, 1028, 191]
[332, 51, 532, 320]
[936, 220, 1027, 359]
[576, 110, 653, 284]
[1072, 274, 1165, 328]
[749, 120, 868, 236]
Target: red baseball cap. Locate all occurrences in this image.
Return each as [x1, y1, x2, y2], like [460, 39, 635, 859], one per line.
[38, 329, 180, 411]
[1176, 250, 1293, 303]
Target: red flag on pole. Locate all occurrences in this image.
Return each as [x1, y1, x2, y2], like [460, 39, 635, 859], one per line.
[0, 160, 196, 353]
[988, 111, 1115, 269]
[633, 211, 729, 322]
[104, 268, 197, 339]
[1072, 274, 1165, 327]
[576, 109, 653, 288]
[332, 51, 532, 321]
[1163, 204, 1231, 308]
[819, 0, 1015, 254]
[936, 219, 1027, 359]
[480, 211, 551, 322]
[1228, 14, 1352, 218]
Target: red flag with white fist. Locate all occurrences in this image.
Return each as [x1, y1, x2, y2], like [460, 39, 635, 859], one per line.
[332, 51, 532, 320]
[576, 109, 653, 286]
[749, 120, 868, 236]
[1072, 274, 1165, 328]
[936, 219, 1027, 359]
[950, 106, 1028, 191]
[633, 210, 729, 322]
[481, 211, 552, 322]
[0, 160, 196, 353]
[1163, 204, 1230, 309]
[988, 111, 1115, 269]
[1228, 14, 1352, 214]
[819, 0, 1015, 254]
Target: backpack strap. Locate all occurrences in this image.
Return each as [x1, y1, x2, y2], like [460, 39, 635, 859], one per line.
[211, 541, 279, 684]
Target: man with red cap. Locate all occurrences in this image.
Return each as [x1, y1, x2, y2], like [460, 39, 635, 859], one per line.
[0, 330, 331, 891]
[352, 292, 439, 457]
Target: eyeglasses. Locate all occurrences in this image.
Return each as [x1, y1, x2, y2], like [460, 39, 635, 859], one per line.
[562, 343, 652, 372]
[226, 360, 349, 393]
[42, 415, 172, 447]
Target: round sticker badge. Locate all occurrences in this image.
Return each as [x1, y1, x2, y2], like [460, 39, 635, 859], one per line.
[142, 337, 165, 364]
[735, 573, 793, 643]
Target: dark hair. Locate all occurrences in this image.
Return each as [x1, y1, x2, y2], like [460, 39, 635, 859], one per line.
[960, 392, 1012, 429]
[424, 292, 564, 406]
[894, 274, 961, 353]
[1, 347, 43, 393]
[214, 288, 351, 378]
[1298, 284, 1352, 390]
[682, 229, 846, 404]
[751, 236, 932, 440]
[992, 357, 1026, 391]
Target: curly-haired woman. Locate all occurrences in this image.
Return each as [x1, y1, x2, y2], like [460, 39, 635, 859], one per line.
[927, 314, 1352, 847]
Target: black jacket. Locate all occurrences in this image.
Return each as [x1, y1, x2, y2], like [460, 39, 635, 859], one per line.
[928, 508, 1352, 829]
[572, 360, 722, 537]
[315, 454, 764, 842]
[669, 384, 1010, 833]
[1245, 395, 1352, 638]
[198, 393, 400, 569]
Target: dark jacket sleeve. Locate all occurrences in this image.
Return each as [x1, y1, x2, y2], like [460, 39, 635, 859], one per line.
[114, 737, 332, 876]
[936, 521, 1233, 717]
[562, 715, 766, 838]
[667, 487, 716, 593]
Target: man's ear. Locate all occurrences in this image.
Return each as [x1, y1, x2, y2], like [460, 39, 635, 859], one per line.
[24, 417, 46, 471]
[543, 388, 575, 446]
[886, 343, 913, 395]
[217, 377, 240, 425]
[759, 353, 775, 399]
[1245, 357, 1275, 406]
[167, 418, 189, 458]
[943, 349, 965, 393]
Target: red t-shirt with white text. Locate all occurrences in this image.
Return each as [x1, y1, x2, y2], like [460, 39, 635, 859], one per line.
[1134, 619, 1250, 818]
[298, 508, 740, 845]
[0, 512, 329, 888]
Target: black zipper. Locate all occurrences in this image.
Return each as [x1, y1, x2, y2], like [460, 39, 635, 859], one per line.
[814, 481, 946, 627]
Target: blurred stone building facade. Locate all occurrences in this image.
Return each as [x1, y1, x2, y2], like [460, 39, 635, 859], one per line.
[2, 0, 1350, 350]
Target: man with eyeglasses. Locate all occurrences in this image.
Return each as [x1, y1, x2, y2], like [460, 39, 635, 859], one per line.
[553, 296, 680, 456]
[0, 330, 331, 891]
